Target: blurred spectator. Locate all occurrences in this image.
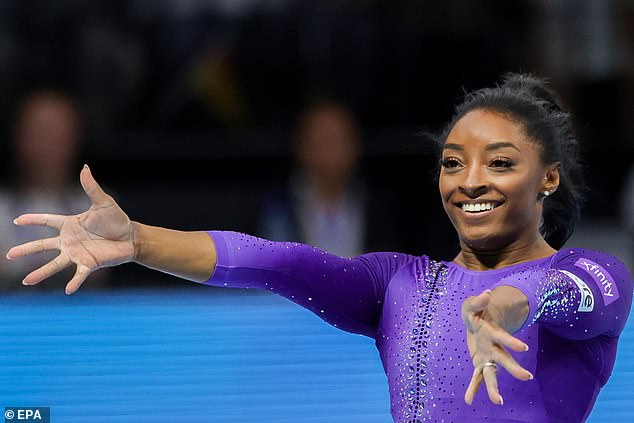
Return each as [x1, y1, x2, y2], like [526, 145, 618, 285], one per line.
[0, 90, 93, 291]
[258, 100, 398, 257]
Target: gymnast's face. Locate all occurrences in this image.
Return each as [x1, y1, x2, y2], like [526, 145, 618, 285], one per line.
[438, 109, 558, 252]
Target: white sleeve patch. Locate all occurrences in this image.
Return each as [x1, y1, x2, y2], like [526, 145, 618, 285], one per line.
[559, 269, 594, 312]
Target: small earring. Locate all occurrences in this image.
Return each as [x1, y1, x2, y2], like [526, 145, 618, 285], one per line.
[543, 190, 551, 197]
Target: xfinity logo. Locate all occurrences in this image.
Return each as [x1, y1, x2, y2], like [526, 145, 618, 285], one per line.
[582, 262, 614, 297]
[574, 259, 619, 306]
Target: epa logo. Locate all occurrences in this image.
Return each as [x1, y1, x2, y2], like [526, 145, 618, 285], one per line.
[4, 407, 50, 423]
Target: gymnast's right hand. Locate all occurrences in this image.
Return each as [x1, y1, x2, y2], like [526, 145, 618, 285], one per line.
[6, 165, 135, 295]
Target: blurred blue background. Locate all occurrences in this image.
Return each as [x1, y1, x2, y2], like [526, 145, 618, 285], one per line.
[1, 287, 633, 422]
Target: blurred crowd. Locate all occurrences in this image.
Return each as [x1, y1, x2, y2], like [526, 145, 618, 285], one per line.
[0, 0, 632, 291]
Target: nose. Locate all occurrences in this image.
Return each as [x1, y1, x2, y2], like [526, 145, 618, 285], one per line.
[459, 165, 489, 197]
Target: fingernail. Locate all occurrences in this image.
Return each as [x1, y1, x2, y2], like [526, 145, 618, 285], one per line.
[13, 218, 18, 225]
[524, 344, 529, 351]
[527, 371, 534, 380]
[22, 279, 28, 286]
[499, 395, 504, 405]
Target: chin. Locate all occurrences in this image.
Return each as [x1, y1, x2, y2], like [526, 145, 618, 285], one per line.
[459, 232, 508, 252]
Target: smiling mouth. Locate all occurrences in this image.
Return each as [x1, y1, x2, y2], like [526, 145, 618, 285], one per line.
[457, 201, 502, 213]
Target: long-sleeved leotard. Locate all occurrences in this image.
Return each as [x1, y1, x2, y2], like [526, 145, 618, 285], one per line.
[205, 231, 632, 423]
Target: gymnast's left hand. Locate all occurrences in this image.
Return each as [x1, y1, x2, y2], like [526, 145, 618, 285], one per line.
[461, 288, 533, 406]
[6, 165, 136, 295]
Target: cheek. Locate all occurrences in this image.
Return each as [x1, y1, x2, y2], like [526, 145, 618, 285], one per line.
[502, 182, 541, 220]
[438, 174, 451, 200]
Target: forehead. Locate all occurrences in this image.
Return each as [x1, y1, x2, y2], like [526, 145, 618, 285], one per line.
[445, 109, 537, 152]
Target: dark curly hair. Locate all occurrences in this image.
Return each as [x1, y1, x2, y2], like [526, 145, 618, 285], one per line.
[434, 73, 585, 250]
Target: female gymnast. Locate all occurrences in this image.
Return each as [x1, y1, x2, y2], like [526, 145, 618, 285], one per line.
[7, 74, 632, 422]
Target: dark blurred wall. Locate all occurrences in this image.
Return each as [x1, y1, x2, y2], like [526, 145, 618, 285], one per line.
[0, 0, 630, 283]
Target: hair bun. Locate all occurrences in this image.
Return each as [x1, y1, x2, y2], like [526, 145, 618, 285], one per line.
[500, 73, 567, 114]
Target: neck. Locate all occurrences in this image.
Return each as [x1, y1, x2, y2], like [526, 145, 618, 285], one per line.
[454, 235, 556, 271]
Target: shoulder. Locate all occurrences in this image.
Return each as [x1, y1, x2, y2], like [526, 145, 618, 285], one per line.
[357, 251, 427, 268]
[549, 247, 632, 299]
[354, 251, 429, 282]
[550, 248, 630, 277]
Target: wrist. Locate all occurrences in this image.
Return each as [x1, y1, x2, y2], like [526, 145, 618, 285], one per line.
[130, 221, 144, 263]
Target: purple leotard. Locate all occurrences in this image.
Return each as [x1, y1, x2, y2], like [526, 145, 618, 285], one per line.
[205, 231, 632, 423]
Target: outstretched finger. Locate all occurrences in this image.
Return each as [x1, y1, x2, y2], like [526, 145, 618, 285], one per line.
[13, 213, 65, 230]
[65, 264, 92, 295]
[491, 325, 530, 353]
[23, 253, 71, 286]
[464, 367, 484, 405]
[492, 348, 533, 381]
[482, 364, 503, 405]
[80, 165, 111, 207]
[7, 237, 60, 260]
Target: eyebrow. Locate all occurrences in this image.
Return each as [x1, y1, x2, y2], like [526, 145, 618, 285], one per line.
[443, 143, 463, 151]
[442, 142, 521, 152]
[485, 142, 521, 152]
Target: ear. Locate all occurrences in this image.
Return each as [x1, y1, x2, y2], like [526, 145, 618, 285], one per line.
[542, 162, 560, 195]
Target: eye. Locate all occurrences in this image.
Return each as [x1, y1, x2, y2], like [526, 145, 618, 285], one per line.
[489, 158, 513, 168]
[441, 158, 462, 169]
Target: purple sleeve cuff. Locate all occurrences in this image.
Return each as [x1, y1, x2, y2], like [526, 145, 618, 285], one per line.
[487, 249, 631, 340]
[205, 230, 234, 285]
[491, 270, 544, 334]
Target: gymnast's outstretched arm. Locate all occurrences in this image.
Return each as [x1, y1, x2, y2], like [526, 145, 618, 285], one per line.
[6, 165, 217, 294]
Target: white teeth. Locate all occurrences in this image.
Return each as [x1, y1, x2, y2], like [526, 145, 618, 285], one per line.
[462, 202, 496, 213]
